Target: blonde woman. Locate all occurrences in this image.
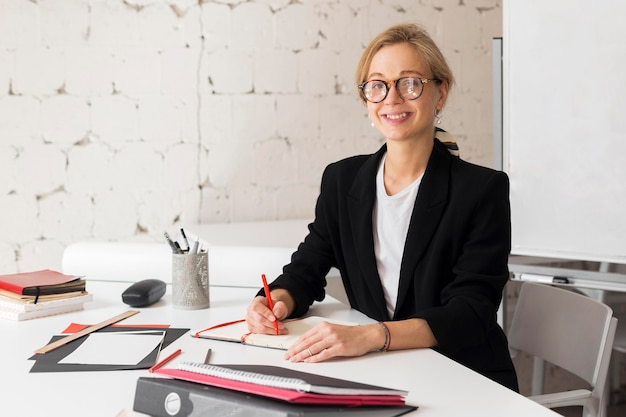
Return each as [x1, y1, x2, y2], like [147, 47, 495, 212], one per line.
[246, 23, 518, 392]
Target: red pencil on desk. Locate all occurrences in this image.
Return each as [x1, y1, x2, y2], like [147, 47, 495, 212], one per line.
[149, 348, 182, 373]
[261, 274, 279, 335]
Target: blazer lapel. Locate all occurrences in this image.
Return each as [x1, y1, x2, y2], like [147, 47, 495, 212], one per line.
[395, 141, 451, 317]
[347, 145, 389, 318]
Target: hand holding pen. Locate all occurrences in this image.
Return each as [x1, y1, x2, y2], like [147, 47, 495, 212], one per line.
[261, 274, 279, 335]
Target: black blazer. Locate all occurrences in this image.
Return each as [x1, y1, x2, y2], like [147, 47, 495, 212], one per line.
[270, 139, 518, 391]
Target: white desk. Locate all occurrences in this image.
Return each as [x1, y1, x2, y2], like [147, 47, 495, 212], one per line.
[1, 280, 559, 417]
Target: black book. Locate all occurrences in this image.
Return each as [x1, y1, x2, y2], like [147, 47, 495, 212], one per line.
[134, 377, 417, 417]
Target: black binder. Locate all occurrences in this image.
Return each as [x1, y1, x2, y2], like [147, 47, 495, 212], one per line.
[134, 377, 417, 417]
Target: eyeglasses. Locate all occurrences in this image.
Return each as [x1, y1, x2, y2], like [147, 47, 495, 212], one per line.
[358, 77, 440, 103]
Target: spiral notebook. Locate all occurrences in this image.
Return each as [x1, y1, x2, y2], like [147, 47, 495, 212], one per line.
[154, 361, 407, 406]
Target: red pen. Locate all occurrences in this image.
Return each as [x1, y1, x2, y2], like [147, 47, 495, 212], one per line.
[149, 348, 182, 373]
[261, 274, 279, 335]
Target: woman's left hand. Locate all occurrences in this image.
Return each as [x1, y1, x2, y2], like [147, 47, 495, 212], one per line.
[284, 322, 383, 363]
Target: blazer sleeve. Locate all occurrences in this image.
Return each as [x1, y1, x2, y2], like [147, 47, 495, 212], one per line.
[265, 163, 340, 318]
[413, 169, 511, 355]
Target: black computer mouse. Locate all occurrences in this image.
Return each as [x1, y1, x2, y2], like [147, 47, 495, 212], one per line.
[121, 279, 166, 307]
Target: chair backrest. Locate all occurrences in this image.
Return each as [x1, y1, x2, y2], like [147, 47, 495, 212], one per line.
[508, 282, 615, 388]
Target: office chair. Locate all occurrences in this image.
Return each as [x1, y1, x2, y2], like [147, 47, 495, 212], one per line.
[508, 282, 618, 417]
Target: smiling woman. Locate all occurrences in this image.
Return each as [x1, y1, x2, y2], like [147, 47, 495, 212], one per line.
[242, 23, 520, 393]
[362, 43, 446, 193]
[356, 27, 453, 176]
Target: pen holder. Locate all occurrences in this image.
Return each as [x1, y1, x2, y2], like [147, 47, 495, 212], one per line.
[172, 251, 210, 310]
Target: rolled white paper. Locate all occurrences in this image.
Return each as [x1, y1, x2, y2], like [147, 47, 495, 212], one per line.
[62, 242, 172, 283]
[62, 241, 296, 288]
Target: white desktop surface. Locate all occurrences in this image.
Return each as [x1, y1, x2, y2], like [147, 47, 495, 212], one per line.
[1, 280, 558, 417]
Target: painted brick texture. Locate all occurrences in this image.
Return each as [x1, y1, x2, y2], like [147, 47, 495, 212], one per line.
[0, 0, 502, 272]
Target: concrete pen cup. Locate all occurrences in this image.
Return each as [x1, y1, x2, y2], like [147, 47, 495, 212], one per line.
[172, 251, 210, 310]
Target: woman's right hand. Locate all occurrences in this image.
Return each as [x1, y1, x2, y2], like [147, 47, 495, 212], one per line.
[245, 288, 294, 335]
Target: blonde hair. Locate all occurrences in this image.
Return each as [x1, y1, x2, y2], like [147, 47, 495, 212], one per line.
[355, 23, 455, 105]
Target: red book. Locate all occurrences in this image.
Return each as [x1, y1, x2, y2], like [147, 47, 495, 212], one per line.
[0, 270, 85, 296]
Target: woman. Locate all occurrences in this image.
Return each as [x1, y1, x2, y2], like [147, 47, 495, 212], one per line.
[245, 23, 518, 391]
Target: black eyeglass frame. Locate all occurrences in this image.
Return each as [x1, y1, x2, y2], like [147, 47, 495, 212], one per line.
[357, 77, 441, 103]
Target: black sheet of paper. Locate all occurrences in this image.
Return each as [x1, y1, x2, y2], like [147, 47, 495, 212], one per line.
[28, 326, 189, 373]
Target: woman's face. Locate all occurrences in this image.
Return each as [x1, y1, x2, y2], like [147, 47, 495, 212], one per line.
[365, 42, 447, 144]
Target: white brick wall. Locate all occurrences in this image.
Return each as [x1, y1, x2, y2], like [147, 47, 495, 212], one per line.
[0, 0, 502, 273]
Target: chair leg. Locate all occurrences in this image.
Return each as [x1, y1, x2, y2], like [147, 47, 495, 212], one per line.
[599, 372, 610, 417]
[610, 352, 619, 404]
[532, 357, 545, 396]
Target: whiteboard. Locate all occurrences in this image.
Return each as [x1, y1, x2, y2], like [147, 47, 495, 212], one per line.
[503, 0, 626, 264]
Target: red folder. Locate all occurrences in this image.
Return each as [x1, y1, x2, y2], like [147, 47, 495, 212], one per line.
[154, 366, 407, 406]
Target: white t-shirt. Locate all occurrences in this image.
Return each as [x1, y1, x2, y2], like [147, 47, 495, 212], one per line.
[373, 153, 423, 319]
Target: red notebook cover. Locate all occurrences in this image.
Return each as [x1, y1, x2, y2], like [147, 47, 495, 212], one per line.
[0, 270, 81, 295]
[154, 366, 406, 406]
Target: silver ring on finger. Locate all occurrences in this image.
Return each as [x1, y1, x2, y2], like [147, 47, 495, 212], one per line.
[307, 347, 313, 357]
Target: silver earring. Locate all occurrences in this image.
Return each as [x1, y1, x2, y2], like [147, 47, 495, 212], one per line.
[435, 108, 443, 124]
[368, 114, 374, 127]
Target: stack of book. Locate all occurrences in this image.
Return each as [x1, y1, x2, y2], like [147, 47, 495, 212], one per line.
[0, 269, 92, 321]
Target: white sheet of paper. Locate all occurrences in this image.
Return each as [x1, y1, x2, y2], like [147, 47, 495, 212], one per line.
[58, 330, 165, 365]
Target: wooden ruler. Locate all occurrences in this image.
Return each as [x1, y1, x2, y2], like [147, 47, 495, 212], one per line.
[34, 310, 139, 354]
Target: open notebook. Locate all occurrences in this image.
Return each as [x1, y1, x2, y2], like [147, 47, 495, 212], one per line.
[192, 316, 358, 350]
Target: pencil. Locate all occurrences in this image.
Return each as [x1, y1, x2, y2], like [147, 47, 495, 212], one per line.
[261, 274, 279, 335]
[149, 348, 182, 373]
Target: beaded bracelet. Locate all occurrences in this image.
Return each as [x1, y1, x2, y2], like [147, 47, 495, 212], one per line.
[377, 321, 391, 351]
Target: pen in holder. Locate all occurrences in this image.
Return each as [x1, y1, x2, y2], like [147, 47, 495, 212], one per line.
[172, 251, 210, 310]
